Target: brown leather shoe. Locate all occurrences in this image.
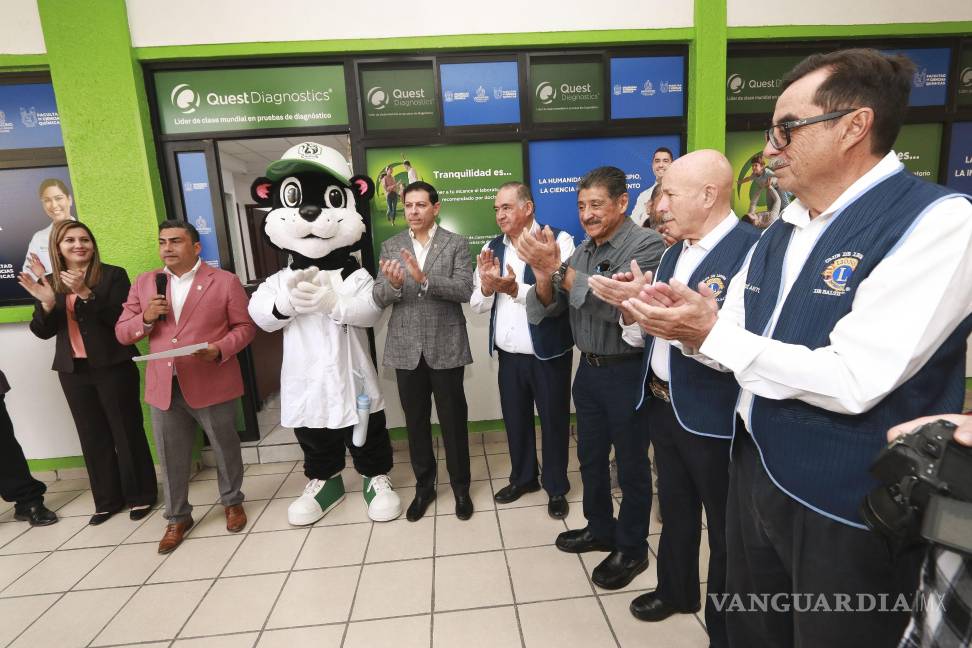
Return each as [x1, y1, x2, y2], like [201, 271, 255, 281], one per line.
[157, 517, 194, 554]
[225, 504, 247, 532]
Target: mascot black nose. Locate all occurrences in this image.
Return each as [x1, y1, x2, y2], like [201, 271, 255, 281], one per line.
[299, 205, 321, 222]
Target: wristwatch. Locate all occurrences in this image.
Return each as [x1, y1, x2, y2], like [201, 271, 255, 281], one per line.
[550, 261, 569, 290]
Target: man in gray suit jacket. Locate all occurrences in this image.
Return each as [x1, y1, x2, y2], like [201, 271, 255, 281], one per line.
[373, 181, 474, 522]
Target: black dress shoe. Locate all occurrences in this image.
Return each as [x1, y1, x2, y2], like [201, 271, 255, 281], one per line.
[629, 591, 699, 622]
[13, 502, 58, 527]
[89, 510, 119, 526]
[130, 506, 153, 521]
[493, 480, 541, 504]
[547, 495, 569, 519]
[592, 550, 650, 590]
[406, 491, 436, 522]
[455, 492, 473, 520]
[555, 527, 615, 554]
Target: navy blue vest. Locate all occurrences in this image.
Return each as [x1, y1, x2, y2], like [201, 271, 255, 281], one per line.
[742, 170, 972, 527]
[636, 220, 759, 439]
[487, 227, 574, 360]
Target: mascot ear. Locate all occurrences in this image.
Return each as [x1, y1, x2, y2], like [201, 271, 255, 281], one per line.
[349, 175, 375, 201]
[250, 177, 274, 206]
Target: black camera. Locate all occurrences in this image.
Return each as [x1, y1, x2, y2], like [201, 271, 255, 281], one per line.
[862, 419, 972, 556]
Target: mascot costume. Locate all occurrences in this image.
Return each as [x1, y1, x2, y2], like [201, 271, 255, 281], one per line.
[248, 142, 401, 524]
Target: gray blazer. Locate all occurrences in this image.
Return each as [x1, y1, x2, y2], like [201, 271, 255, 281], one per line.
[373, 226, 474, 370]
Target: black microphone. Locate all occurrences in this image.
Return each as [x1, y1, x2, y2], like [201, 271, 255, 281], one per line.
[155, 273, 168, 322]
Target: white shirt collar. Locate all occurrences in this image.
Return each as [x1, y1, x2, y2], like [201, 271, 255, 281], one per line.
[685, 211, 740, 253]
[409, 223, 438, 247]
[782, 151, 904, 229]
[165, 258, 202, 282]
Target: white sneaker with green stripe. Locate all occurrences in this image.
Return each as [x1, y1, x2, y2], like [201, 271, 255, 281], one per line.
[288, 475, 345, 526]
[363, 474, 401, 522]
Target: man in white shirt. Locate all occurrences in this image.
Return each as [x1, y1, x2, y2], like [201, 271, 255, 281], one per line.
[622, 49, 972, 648]
[470, 182, 576, 518]
[594, 151, 758, 647]
[630, 147, 674, 227]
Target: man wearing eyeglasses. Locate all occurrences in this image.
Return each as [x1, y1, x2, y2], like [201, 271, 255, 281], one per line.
[622, 48, 972, 647]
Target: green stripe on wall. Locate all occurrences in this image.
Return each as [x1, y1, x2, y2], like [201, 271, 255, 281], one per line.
[687, 0, 727, 151]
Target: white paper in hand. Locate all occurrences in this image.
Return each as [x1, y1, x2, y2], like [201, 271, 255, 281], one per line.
[133, 342, 209, 362]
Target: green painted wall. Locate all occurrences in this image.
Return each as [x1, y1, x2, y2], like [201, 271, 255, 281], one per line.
[687, 0, 728, 152]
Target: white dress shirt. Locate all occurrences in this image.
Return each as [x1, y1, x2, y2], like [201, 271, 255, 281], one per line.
[621, 212, 742, 382]
[409, 223, 438, 270]
[695, 152, 972, 425]
[165, 258, 202, 325]
[470, 221, 575, 355]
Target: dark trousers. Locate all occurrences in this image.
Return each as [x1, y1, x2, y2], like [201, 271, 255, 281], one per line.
[497, 349, 572, 496]
[396, 357, 470, 494]
[573, 357, 651, 559]
[295, 409, 394, 481]
[649, 395, 730, 648]
[726, 425, 925, 648]
[58, 360, 157, 512]
[0, 394, 47, 510]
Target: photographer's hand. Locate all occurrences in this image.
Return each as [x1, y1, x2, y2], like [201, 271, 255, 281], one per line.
[887, 414, 972, 446]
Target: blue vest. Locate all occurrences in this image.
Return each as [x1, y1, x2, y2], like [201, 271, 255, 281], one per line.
[742, 170, 972, 527]
[636, 220, 759, 439]
[487, 228, 573, 360]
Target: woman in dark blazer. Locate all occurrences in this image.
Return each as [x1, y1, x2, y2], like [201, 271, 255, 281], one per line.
[18, 220, 157, 525]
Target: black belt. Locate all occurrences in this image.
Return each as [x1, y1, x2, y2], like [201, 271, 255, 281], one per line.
[649, 376, 670, 403]
[582, 352, 640, 368]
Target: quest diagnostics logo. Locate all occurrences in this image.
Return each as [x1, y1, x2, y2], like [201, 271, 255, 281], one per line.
[170, 84, 200, 114]
[961, 67, 972, 88]
[727, 74, 744, 95]
[367, 87, 389, 110]
[536, 81, 557, 105]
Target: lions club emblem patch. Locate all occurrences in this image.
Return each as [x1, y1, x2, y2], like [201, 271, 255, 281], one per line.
[821, 256, 859, 294]
[702, 274, 727, 299]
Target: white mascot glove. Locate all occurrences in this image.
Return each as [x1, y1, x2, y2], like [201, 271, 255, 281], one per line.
[276, 267, 318, 317]
[291, 270, 337, 315]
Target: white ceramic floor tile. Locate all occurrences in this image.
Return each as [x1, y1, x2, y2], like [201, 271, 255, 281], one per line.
[276, 473, 309, 498]
[434, 551, 514, 611]
[518, 597, 616, 648]
[498, 505, 568, 549]
[0, 515, 87, 554]
[240, 473, 289, 501]
[256, 625, 344, 648]
[172, 631, 260, 647]
[187, 479, 221, 506]
[344, 615, 431, 648]
[0, 521, 29, 549]
[0, 552, 47, 592]
[43, 477, 91, 493]
[386, 461, 417, 488]
[148, 535, 243, 583]
[191, 467, 220, 481]
[61, 510, 147, 549]
[507, 545, 593, 603]
[15, 587, 136, 648]
[222, 528, 308, 576]
[433, 606, 521, 648]
[74, 542, 168, 590]
[181, 572, 287, 637]
[54, 489, 95, 516]
[365, 516, 433, 563]
[2, 546, 110, 597]
[0, 593, 59, 647]
[434, 510, 502, 556]
[295, 523, 370, 569]
[93, 580, 212, 645]
[351, 559, 433, 620]
[260, 424, 297, 445]
[266, 565, 359, 628]
[484, 451, 513, 478]
[601, 591, 710, 648]
[245, 460, 297, 476]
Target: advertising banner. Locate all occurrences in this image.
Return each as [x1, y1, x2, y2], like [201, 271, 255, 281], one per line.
[946, 122, 972, 193]
[894, 123, 943, 181]
[361, 67, 438, 131]
[440, 61, 520, 127]
[725, 55, 804, 116]
[959, 49, 972, 107]
[154, 66, 349, 135]
[610, 56, 686, 119]
[0, 83, 63, 150]
[528, 135, 681, 243]
[366, 142, 524, 261]
[880, 48, 950, 107]
[0, 166, 73, 304]
[725, 130, 779, 218]
[175, 152, 221, 268]
[530, 60, 604, 123]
